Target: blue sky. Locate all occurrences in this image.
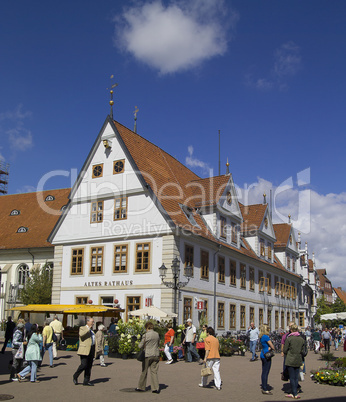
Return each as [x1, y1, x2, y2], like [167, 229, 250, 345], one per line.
[1, 0, 346, 288]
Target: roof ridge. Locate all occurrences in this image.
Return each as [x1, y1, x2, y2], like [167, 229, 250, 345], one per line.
[114, 120, 200, 181]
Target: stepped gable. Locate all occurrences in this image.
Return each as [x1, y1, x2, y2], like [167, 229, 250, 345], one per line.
[273, 223, 292, 248]
[0, 188, 70, 249]
[239, 203, 267, 233]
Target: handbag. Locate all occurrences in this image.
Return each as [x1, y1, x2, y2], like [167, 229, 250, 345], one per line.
[264, 350, 275, 360]
[137, 335, 146, 362]
[51, 327, 57, 342]
[136, 349, 145, 362]
[14, 343, 24, 359]
[201, 364, 213, 377]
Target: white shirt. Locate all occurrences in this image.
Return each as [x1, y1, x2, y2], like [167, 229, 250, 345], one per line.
[185, 325, 196, 342]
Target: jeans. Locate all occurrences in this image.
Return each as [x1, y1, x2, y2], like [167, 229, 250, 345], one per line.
[18, 361, 38, 382]
[186, 342, 200, 362]
[201, 358, 221, 388]
[249, 340, 258, 360]
[261, 357, 272, 391]
[42, 343, 53, 366]
[287, 366, 300, 396]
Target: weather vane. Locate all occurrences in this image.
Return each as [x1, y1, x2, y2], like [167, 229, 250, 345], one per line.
[134, 106, 139, 133]
[108, 75, 118, 119]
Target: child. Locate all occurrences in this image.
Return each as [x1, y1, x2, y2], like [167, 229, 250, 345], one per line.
[95, 324, 106, 367]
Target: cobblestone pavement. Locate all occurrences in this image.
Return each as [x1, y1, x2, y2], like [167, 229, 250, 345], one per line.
[1, 344, 346, 402]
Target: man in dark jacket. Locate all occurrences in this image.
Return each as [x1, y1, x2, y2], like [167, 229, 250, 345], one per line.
[1, 316, 16, 354]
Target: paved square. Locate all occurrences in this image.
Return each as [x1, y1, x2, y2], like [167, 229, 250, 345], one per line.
[1, 345, 346, 401]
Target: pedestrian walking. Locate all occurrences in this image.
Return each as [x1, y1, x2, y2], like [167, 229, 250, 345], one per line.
[42, 320, 54, 368]
[9, 321, 27, 381]
[247, 322, 259, 361]
[259, 324, 275, 395]
[73, 317, 96, 386]
[283, 323, 306, 399]
[312, 329, 321, 353]
[164, 323, 175, 364]
[95, 324, 106, 367]
[322, 328, 331, 352]
[1, 316, 16, 354]
[199, 326, 221, 391]
[136, 321, 160, 394]
[16, 324, 42, 383]
[183, 318, 202, 363]
[50, 315, 64, 359]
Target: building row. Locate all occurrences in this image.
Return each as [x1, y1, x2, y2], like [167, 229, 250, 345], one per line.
[0, 115, 338, 332]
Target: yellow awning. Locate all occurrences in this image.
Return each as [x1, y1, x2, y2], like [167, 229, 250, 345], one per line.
[10, 304, 124, 315]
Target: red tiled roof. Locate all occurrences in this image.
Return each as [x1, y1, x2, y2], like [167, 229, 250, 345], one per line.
[334, 288, 346, 304]
[0, 189, 70, 249]
[308, 259, 314, 272]
[273, 223, 292, 248]
[239, 203, 267, 233]
[114, 121, 299, 277]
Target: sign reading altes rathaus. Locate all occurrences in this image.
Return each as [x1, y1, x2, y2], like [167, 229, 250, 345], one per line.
[84, 280, 134, 287]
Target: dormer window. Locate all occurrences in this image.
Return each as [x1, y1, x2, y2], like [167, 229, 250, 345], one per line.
[45, 195, 55, 201]
[286, 254, 291, 270]
[260, 239, 265, 257]
[180, 204, 198, 227]
[10, 209, 20, 216]
[267, 243, 272, 260]
[264, 218, 268, 229]
[220, 216, 227, 239]
[17, 226, 28, 233]
[231, 222, 237, 244]
[226, 191, 232, 205]
[61, 205, 67, 211]
[289, 234, 293, 245]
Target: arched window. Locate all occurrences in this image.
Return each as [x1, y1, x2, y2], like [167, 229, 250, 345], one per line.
[17, 264, 30, 286]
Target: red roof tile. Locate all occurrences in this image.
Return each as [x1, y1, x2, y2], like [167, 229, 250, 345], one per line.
[239, 203, 267, 233]
[273, 223, 292, 248]
[0, 189, 70, 249]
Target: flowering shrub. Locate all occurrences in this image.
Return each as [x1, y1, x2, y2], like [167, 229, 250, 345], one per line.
[313, 369, 346, 386]
[218, 337, 246, 356]
[110, 318, 144, 355]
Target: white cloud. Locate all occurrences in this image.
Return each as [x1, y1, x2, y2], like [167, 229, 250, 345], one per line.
[0, 104, 33, 154]
[16, 185, 36, 194]
[114, 0, 237, 74]
[248, 41, 302, 91]
[185, 145, 212, 174]
[237, 173, 346, 289]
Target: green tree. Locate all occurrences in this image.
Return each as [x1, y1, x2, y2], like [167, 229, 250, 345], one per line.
[314, 296, 333, 323]
[19, 266, 52, 304]
[332, 297, 346, 313]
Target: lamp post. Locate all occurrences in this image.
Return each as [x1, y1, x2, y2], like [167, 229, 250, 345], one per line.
[159, 257, 193, 327]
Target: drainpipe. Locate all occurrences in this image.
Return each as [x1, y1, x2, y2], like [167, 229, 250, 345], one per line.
[27, 249, 35, 265]
[213, 245, 222, 329]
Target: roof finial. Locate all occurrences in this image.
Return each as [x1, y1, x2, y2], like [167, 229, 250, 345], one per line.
[134, 106, 139, 133]
[226, 158, 230, 175]
[108, 75, 118, 119]
[288, 214, 291, 223]
[263, 193, 266, 204]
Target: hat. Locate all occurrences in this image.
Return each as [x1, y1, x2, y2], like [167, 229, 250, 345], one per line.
[17, 323, 25, 329]
[186, 318, 192, 323]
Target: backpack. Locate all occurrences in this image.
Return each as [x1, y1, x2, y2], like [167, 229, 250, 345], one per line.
[301, 339, 308, 357]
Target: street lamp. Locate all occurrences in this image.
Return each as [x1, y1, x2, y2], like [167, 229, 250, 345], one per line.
[159, 257, 193, 326]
